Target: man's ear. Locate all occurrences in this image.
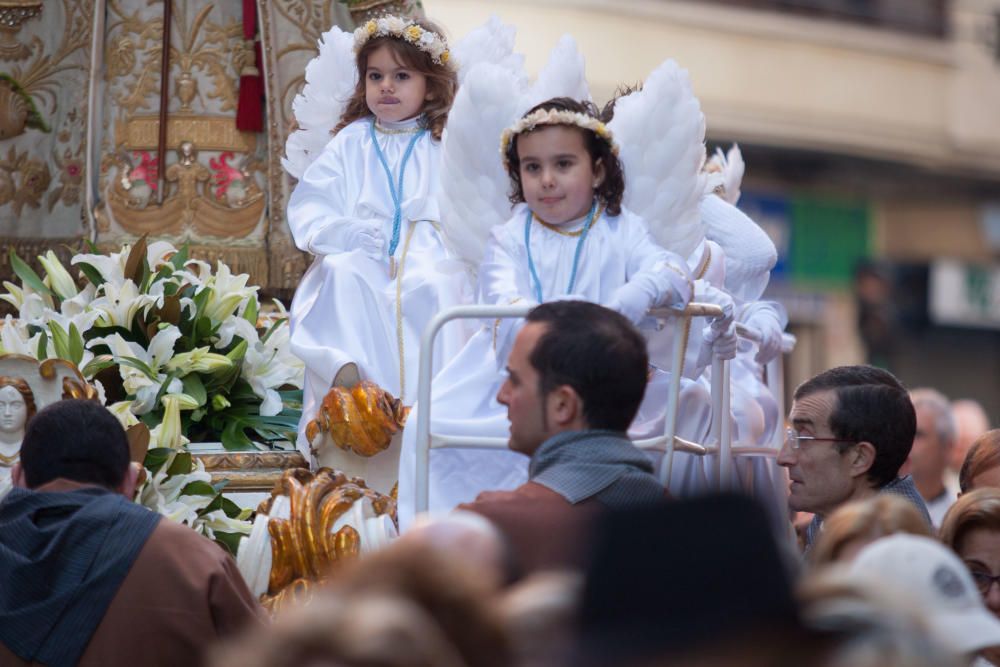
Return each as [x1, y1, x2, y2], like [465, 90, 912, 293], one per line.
[849, 441, 877, 479]
[11, 462, 26, 489]
[118, 462, 142, 500]
[548, 385, 583, 429]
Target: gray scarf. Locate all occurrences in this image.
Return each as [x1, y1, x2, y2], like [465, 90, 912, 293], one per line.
[529, 430, 664, 508]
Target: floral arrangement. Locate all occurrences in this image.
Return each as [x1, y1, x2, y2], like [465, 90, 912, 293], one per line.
[353, 15, 451, 67]
[500, 109, 619, 169]
[0, 238, 305, 553]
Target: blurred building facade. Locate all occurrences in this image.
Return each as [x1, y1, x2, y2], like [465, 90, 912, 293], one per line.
[427, 0, 1000, 415]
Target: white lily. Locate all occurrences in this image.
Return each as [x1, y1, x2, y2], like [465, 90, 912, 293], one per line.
[198, 510, 253, 539]
[242, 319, 304, 416]
[89, 279, 156, 328]
[146, 241, 178, 272]
[59, 283, 97, 319]
[202, 262, 258, 323]
[165, 347, 233, 375]
[89, 329, 183, 414]
[72, 247, 127, 286]
[107, 400, 140, 428]
[215, 314, 259, 350]
[39, 251, 78, 301]
[157, 394, 185, 451]
[0, 315, 43, 357]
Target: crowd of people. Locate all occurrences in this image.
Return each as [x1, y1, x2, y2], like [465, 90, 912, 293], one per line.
[0, 299, 998, 666]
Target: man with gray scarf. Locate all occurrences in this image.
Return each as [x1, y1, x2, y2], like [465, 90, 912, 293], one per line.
[458, 301, 664, 577]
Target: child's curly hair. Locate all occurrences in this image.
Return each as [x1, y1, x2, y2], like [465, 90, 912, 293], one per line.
[503, 98, 625, 216]
[333, 18, 457, 140]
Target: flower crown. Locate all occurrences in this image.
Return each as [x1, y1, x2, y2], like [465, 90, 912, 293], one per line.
[500, 109, 619, 169]
[353, 16, 452, 67]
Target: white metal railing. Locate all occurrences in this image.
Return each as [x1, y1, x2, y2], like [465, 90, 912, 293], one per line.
[413, 303, 793, 512]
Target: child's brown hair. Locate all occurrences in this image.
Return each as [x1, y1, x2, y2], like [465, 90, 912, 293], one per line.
[333, 18, 456, 140]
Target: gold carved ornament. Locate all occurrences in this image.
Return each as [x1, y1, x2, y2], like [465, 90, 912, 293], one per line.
[305, 380, 409, 458]
[258, 467, 396, 614]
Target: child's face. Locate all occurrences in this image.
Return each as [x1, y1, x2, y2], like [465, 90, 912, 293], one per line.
[517, 126, 605, 225]
[365, 44, 429, 124]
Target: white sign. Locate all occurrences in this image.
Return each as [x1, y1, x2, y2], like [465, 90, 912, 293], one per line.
[930, 260, 1000, 329]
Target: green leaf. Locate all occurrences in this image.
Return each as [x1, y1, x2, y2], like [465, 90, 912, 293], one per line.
[9, 249, 53, 296]
[47, 320, 70, 361]
[181, 374, 207, 407]
[169, 244, 190, 269]
[225, 338, 248, 363]
[75, 261, 105, 288]
[117, 355, 158, 381]
[180, 480, 217, 496]
[67, 323, 85, 367]
[213, 531, 244, 557]
[242, 296, 258, 326]
[81, 354, 117, 377]
[220, 419, 254, 451]
[221, 495, 243, 518]
[37, 330, 48, 359]
[166, 451, 192, 476]
[144, 447, 174, 475]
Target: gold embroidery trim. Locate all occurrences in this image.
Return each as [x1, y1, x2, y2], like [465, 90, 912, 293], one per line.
[532, 204, 605, 237]
[374, 121, 423, 136]
[0, 451, 18, 466]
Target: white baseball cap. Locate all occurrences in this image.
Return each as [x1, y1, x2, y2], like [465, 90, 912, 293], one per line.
[849, 533, 1000, 656]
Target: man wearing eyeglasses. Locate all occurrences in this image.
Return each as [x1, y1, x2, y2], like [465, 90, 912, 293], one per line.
[777, 365, 932, 549]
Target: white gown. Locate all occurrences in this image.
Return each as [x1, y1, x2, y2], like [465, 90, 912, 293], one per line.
[395, 204, 697, 529]
[287, 117, 473, 460]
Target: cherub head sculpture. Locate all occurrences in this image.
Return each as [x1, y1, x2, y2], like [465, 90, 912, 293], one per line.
[0, 376, 36, 456]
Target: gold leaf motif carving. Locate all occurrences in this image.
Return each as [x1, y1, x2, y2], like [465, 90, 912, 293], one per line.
[260, 468, 396, 613]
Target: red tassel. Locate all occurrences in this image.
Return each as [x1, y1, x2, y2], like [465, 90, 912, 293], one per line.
[236, 0, 264, 133]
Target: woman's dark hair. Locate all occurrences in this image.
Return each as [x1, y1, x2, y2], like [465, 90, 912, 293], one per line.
[333, 18, 457, 140]
[504, 98, 625, 216]
[525, 300, 648, 431]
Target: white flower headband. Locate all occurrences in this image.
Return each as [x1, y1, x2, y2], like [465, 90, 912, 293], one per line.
[353, 16, 452, 68]
[500, 109, 619, 169]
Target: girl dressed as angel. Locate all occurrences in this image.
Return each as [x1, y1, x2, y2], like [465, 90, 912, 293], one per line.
[396, 97, 695, 527]
[286, 16, 473, 464]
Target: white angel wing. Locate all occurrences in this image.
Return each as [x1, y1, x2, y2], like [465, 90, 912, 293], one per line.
[523, 35, 591, 108]
[610, 60, 710, 260]
[452, 15, 524, 85]
[438, 62, 526, 274]
[702, 194, 776, 302]
[705, 144, 745, 205]
[282, 26, 357, 179]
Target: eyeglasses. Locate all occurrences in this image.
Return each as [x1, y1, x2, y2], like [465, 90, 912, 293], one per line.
[970, 570, 1000, 595]
[784, 428, 855, 451]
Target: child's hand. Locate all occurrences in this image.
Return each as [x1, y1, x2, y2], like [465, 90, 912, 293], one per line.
[347, 223, 386, 260]
[606, 282, 653, 324]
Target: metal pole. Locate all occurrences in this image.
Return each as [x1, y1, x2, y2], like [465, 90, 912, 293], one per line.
[156, 0, 172, 205]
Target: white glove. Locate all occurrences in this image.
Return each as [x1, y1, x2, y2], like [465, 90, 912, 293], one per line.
[605, 282, 654, 324]
[694, 282, 737, 366]
[742, 302, 786, 365]
[345, 223, 386, 261]
[702, 316, 737, 361]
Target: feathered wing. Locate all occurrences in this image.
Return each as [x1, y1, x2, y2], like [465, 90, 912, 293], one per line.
[523, 34, 591, 108]
[452, 15, 524, 85]
[610, 60, 710, 259]
[438, 62, 526, 275]
[438, 34, 591, 277]
[282, 27, 357, 179]
[705, 144, 745, 206]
